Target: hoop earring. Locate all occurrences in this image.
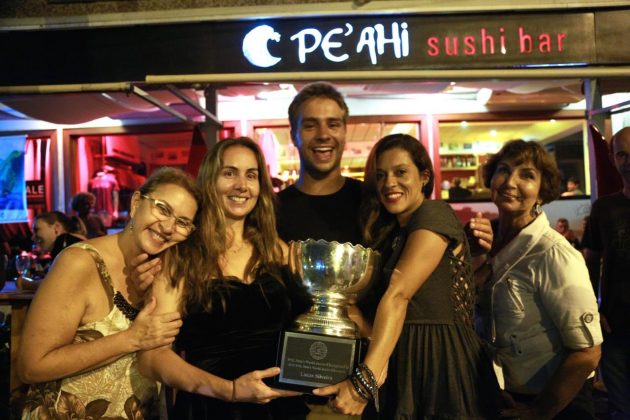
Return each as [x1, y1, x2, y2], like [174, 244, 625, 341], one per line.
[531, 202, 542, 217]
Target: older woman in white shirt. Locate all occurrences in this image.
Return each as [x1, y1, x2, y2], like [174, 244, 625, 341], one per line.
[476, 139, 602, 420]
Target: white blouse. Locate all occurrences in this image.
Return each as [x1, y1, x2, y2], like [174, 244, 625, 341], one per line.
[485, 212, 602, 395]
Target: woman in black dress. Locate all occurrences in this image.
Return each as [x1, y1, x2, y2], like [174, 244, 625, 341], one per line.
[138, 137, 310, 419]
[315, 134, 500, 419]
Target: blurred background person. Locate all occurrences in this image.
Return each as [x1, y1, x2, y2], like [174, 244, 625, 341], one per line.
[28, 211, 87, 284]
[72, 192, 107, 238]
[32, 211, 86, 261]
[477, 139, 602, 419]
[561, 176, 584, 197]
[555, 217, 581, 249]
[582, 126, 630, 419]
[448, 177, 473, 200]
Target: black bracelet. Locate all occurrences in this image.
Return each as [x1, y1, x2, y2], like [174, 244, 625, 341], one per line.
[350, 374, 371, 401]
[358, 363, 377, 387]
[353, 363, 380, 412]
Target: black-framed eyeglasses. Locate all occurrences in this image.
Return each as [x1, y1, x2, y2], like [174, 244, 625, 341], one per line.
[141, 194, 195, 236]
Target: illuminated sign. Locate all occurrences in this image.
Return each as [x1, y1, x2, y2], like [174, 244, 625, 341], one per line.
[26, 181, 45, 202]
[2, 9, 629, 86]
[241, 14, 592, 70]
[243, 22, 410, 67]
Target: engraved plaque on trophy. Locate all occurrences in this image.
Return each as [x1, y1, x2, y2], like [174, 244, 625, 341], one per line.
[273, 239, 379, 392]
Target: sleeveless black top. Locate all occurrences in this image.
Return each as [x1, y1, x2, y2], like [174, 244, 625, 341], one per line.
[173, 271, 311, 419]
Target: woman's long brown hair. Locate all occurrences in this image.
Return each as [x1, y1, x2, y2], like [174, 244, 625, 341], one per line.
[163, 137, 284, 314]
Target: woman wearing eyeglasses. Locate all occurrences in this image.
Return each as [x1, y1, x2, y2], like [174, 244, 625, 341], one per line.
[138, 137, 310, 419]
[19, 167, 200, 419]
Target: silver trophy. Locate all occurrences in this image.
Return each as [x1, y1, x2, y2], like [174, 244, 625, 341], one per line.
[275, 239, 380, 391]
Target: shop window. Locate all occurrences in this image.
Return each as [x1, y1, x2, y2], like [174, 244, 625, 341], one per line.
[72, 132, 192, 227]
[253, 122, 420, 190]
[438, 119, 586, 202]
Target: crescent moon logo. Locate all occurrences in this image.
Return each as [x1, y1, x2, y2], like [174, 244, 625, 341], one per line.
[242, 25, 282, 68]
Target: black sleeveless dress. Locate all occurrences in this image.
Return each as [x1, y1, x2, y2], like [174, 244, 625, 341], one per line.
[172, 271, 311, 420]
[379, 201, 501, 419]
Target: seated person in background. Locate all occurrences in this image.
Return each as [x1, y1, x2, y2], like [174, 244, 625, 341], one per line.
[71, 192, 107, 238]
[561, 176, 584, 197]
[555, 217, 581, 249]
[448, 177, 473, 200]
[32, 211, 86, 261]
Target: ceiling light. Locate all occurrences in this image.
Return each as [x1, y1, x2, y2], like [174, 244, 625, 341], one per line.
[257, 84, 297, 100]
[490, 129, 498, 137]
[460, 121, 469, 128]
[476, 88, 493, 105]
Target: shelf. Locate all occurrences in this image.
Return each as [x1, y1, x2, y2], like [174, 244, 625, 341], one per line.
[442, 166, 478, 171]
[439, 151, 476, 156]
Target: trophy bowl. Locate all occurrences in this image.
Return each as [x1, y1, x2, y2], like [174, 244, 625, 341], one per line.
[289, 239, 380, 338]
[274, 239, 380, 392]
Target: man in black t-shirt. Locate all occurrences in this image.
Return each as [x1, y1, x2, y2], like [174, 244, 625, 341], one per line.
[277, 82, 370, 418]
[277, 82, 362, 245]
[583, 127, 630, 418]
[277, 176, 362, 244]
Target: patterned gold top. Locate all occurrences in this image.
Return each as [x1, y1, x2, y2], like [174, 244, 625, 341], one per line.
[22, 243, 158, 419]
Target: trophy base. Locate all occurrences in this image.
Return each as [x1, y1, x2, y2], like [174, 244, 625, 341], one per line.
[272, 330, 364, 393]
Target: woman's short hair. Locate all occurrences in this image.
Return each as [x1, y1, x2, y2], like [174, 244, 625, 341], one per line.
[71, 192, 96, 212]
[35, 211, 82, 234]
[288, 82, 349, 139]
[483, 139, 561, 204]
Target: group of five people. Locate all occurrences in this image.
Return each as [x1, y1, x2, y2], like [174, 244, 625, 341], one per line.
[18, 82, 615, 419]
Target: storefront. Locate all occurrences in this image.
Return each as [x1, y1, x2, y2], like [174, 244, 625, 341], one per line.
[1, 3, 630, 414]
[1, 4, 629, 228]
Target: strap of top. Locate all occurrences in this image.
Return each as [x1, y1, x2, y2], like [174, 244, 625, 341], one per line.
[68, 242, 140, 321]
[68, 242, 116, 296]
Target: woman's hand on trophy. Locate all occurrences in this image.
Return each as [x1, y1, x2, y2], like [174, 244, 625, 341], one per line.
[313, 379, 368, 415]
[232, 367, 301, 404]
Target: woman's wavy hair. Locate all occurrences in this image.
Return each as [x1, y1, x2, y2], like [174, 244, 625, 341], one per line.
[165, 137, 284, 314]
[482, 139, 561, 205]
[360, 133, 434, 248]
